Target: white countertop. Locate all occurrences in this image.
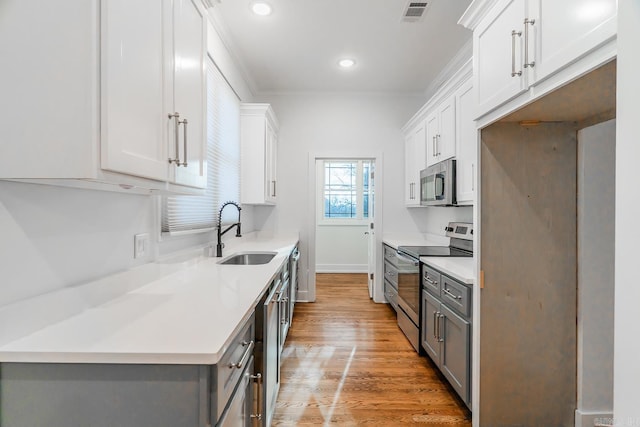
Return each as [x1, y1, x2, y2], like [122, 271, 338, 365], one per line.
[420, 256, 475, 285]
[0, 233, 298, 365]
[382, 233, 476, 285]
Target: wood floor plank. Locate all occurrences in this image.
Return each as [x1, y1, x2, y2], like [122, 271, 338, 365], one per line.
[273, 273, 471, 426]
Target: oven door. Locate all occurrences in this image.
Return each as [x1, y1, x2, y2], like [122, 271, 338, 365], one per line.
[395, 251, 420, 325]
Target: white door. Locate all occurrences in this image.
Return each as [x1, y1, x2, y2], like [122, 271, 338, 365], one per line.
[366, 162, 376, 298]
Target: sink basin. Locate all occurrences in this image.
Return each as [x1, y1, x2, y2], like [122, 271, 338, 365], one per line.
[218, 251, 277, 265]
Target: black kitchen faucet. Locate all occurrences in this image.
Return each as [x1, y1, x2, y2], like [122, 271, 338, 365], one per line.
[216, 201, 242, 257]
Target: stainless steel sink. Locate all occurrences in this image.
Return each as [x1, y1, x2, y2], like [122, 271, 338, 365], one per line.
[218, 251, 277, 265]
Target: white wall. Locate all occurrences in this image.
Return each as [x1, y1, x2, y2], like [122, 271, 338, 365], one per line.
[252, 92, 426, 299]
[316, 225, 368, 273]
[576, 120, 615, 426]
[0, 181, 153, 306]
[615, 0, 640, 422]
[407, 206, 473, 237]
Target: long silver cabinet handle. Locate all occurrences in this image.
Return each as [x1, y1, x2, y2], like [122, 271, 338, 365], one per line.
[438, 314, 445, 342]
[443, 288, 462, 300]
[524, 18, 535, 68]
[229, 340, 255, 369]
[250, 373, 263, 420]
[472, 163, 475, 191]
[181, 118, 188, 167]
[511, 30, 523, 77]
[168, 112, 181, 165]
[433, 311, 438, 339]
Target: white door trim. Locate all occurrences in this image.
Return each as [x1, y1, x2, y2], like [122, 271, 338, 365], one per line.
[306, 151, 384, 303]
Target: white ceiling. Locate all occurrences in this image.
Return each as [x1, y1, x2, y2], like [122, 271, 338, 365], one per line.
[210, 0, 473, 95]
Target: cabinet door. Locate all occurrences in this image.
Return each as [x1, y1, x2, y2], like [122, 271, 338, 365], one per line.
[425, 112, 439, 168]
[437, 97, 456, 162]
[404, 132, 416, 205]
[100, 0, 168, 181]
[532, 0, 617, 84]
[265, 121, 277, 203]
[455, 79, 476, 205]
[171, 0, 206, 188]
[475, 0, 528, 116]
[404, 125, 425, 207]
[440, 304, 471, 405]
[421, 290, 441, 363]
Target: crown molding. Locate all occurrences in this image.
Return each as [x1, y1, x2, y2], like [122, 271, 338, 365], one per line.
[458, 0, 500, 30]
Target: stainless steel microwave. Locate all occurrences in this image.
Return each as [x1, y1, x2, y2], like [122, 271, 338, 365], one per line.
[420, 159, 457, 206]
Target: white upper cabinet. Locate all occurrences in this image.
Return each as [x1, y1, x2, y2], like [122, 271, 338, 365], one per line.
[475, 0, 529, 115]
[404, 122, 427, 207]
[426, 96, 456, 168]
[455, 80, 476, 205]
[102, 0, 206, 189]
[240, 104, 279, 205]
[466, 0, 617, 118]
[0, 0, 207, 194]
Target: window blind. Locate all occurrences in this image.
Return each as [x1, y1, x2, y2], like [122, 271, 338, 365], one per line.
[162, 58, 241, 234]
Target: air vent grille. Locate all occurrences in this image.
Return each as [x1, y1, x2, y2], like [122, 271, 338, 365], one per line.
[402, 1, 430, 22]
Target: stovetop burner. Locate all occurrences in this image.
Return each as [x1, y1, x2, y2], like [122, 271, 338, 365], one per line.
[397, 222, 473, 259]
[398, 246, 473, 258]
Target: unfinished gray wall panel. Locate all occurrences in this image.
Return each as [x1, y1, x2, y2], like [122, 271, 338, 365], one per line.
[480, 122, 577, 426]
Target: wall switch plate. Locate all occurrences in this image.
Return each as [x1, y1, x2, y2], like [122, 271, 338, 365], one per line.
[134, 233, 149, 259]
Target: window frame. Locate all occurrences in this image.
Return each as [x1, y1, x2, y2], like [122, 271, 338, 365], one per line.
[316, 159, 372, 226]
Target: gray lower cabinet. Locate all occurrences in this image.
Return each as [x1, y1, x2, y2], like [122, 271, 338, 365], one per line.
[383, 244, 399, 311]
[420, 264, 472, 408]
[0, 315, 257, 427]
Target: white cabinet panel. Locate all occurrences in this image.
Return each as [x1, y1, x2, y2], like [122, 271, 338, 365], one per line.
[438, 98, 456, 162]
[455, 80, 476, 205]
[532, 0, 617, 84]
[101, 0, 168, 182]
[0, 0, 97, 179]
[404, 122, 426, 207]
[476, 0, 529, 115]
[171, 0, 207, 188]
[240, 104, 279, 205]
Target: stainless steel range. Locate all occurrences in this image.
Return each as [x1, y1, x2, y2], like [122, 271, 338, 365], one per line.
[393, 222, 473, 352]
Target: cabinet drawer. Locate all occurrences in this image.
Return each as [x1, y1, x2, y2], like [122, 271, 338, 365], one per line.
[214, 313, 255, 424]
[384, 279, 398, 311]
[422, 264, 441, 297]
[384, 260, 398, 288]
[441, 275, 471, 319]
[383, 245, 396, 263]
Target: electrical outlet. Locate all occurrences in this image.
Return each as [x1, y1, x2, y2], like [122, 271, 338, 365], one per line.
[134, 233, 149, 259]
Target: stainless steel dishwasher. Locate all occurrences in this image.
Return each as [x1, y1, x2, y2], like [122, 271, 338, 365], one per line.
[253, 276, 281, 427]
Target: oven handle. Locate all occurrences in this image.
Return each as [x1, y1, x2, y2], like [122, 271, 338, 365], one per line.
[395, 251, 419, 266]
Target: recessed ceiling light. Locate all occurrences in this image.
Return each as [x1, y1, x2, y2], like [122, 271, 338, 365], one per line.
[338, 58, 356, 69]
[251, 2, 272, 16]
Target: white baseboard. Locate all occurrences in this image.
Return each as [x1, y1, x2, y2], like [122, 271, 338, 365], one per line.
[575, 410, 613, 427]
[315, 264, 368, 273]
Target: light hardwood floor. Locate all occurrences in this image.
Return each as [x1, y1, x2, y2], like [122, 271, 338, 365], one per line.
[272, 273, 471, 426]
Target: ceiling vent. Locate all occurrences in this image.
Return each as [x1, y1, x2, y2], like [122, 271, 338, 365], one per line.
[402, 1, 430, 22]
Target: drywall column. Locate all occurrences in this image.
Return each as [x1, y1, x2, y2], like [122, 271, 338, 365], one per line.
[615, 0, 640, 423]
[576, 119, 615, 427]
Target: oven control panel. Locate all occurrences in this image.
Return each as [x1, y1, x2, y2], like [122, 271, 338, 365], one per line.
[444, 222, 473, 240]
